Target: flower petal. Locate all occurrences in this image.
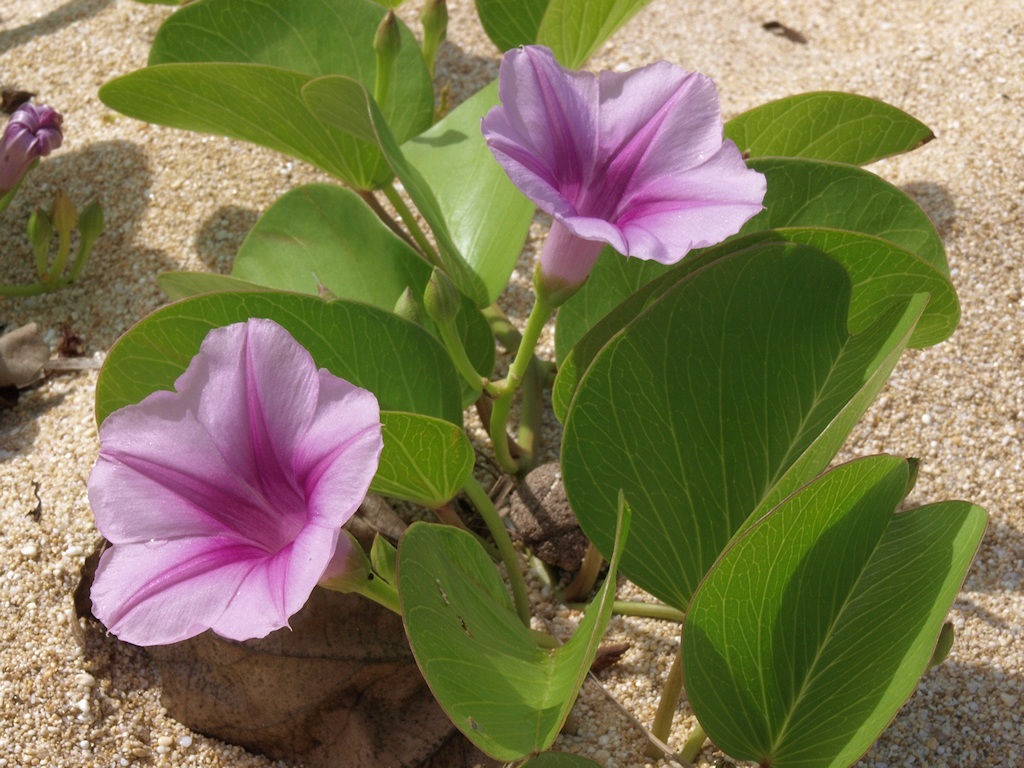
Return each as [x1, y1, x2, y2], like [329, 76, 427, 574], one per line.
[297, 370, 383, 529]
[91, 536, 271, 646]
[483, 46, 598, 216]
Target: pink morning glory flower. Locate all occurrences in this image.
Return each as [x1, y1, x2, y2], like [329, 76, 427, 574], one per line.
[0, 104, 63, 195]
[482, 46, 766, 297]
[89, 318, 383, 646]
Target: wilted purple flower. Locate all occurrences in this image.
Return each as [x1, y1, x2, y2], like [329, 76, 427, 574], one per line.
[89, 318, 383, 646]
[0, 104, 63, 195]
[482, 46, 766, 296]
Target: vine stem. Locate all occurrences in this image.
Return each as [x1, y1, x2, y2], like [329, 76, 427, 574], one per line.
[488, 290, 555, 473]
[646, 633, 685, 758]
[381, 183, 441, 267]
[462, 476, 532, 627]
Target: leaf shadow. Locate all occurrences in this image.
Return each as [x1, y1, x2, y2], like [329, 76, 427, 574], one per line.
[900, 181, 956, 239]
[193, 205, 260, 274]
[0, 0, 113, 56]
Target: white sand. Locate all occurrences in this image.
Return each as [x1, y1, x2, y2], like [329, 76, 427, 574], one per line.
[1, 0, 1022, 765]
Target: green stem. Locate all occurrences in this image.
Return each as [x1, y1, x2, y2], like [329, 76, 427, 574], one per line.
[680, 723, 708, 764]
[0, 281, 49, 297]
[437, 321, 485, 395]
[482, 303, 522, 354]
[359, 189, 418, 251]
[488, 294, 555, 472]
[646, 634, 685, 758]
[609, 600, 686, 623]
[382, 183, 441, 266]
[562, 541, 604, 603]
[322, 572, 400, 615]
[515, 357, 544, 473]
[463, 476, 532, 627]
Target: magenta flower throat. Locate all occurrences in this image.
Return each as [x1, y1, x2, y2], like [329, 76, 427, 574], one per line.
[88, 318, 383, 646]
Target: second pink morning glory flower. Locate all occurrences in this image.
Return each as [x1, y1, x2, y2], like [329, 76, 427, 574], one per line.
[88, 318, 383, 646]
[482, 46, 767, 297]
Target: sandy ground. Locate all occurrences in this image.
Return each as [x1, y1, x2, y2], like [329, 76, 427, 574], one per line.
[1, 0, 1022, 766]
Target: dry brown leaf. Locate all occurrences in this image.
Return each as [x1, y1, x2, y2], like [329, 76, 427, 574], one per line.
[77, 531, 498, 768]
[0, 323, 49, 388]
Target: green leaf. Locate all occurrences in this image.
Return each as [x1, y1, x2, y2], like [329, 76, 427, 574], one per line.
[474, 0, 652, 67]
[561, 243, 928, 611]
[684, 456, 986, 768]
[232, 184, 427, 305]
[536, 0, 655, 68]
[520, 753, 604, 768]
[158, 272, 273, 300]
[99, 0, 432, 190]
[725, 91, 934, 165]
[398, 501, 630, 760]
[229, 183, 494, 405]
[95, 292, 463, 425]
[403, 82, 535, 305]
[370, 534, 399, 586]
[474, 0, 549, 52]
[554, 245, 671, 364]
[552, 221, 956, 422]
[742, 157, 949, 276]
[301, 75, 490, 305]
[371, 411, 474, 507]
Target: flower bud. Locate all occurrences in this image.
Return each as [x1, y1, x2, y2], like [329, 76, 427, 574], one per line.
[393, 286, 425, 325]
[0, 104, 63, 196]
[373, 11, 402, 106]
[423, 266, 461, 327]
[419, 0, 448, 77]
[49, 187, 78, 236]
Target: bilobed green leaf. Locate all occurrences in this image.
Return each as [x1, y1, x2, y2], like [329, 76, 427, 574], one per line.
[684, 456, 986, 768]
[370, 411, 474, 507]
[301, 75, 490, 305]
[536, 0, 654, 68]
[398, 502, 630, 760]
[725, 91, 934, 165]
[99, 0, 432, 190]
[474, 0, 549, 52]
[403, 82, 535, 304]
[742, 157, 949, 275]
[95, 292, 463, 425]
[228, 183, 494, 405]
[552, 223, 956, 422]
[561, 243, 928, 611]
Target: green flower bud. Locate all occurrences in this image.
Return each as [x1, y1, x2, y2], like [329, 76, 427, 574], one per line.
[393, 286, 425, 325]
[373, 11, 401, 106]
[423, 266, 461, 326]
[420, 0, 448, 77]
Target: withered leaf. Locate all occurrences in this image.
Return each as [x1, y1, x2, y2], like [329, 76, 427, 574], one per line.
[0, 323, 50, 388]
[78, 539, 497, 768]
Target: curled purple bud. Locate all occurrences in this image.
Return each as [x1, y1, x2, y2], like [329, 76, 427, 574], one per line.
[0, 104, 64, 195]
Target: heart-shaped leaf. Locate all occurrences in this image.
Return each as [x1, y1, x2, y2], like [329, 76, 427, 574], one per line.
[371, 412, 474, 508]
[398, 501, 630, 760]
[95, 291, 463, 425]
[302, 75, 490, 305]
[561, 243, 928, 610]
[684, 455, 986, 768]
[725, 92, 934, 165]
[99, 0, 432, 190]
[403, 82, 535, 305]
